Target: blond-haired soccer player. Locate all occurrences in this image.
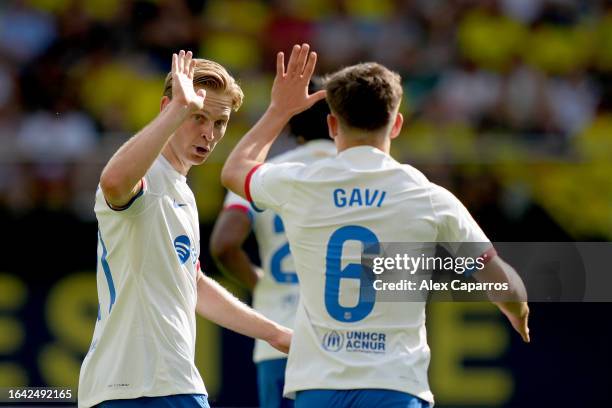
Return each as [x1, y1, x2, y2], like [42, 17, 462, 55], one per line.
[221, 44, 529, 408]
[78, 51, 291, 408]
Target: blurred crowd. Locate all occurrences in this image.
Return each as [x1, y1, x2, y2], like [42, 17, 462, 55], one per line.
[0, 0, 611, 238]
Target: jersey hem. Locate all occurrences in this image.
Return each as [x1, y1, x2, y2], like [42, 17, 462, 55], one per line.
[79, 386, 207, 408]
[284, 382, 434, 404]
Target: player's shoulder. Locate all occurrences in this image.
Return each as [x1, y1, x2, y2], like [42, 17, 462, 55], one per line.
[395, 161, 431, 186]
[392, 160, 461, 205]
[146, 156, 170, 185]
[427, 181, 464, 211]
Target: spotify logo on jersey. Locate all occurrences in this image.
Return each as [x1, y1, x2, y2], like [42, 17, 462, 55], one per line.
[174, 235, 191, 264]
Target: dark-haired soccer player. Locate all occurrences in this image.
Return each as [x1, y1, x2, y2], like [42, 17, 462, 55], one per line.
[221, 44, 529, 408]
[210, 78, 334, 408]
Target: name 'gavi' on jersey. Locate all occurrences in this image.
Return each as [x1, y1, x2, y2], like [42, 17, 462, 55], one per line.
[246, 146, 494, 404]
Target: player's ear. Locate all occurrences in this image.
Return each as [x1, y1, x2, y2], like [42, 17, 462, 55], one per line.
[160, 96, 171, 112]
[327, 114, 338, 140]
[390, 112, 403, 140]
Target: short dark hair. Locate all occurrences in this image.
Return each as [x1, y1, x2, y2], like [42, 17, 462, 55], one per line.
[324, 62, 402, 131]
[288, 77, 330, 141]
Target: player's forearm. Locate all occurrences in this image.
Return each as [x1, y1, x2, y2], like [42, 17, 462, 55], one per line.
[100, 101, 190, 205]
[221, 105, 291, 198]
[213, 249, 262, 291]
[210, 210, 260, 290]
[473, 256, 530, 342]
[474, 256, 527, 308]
[196, 273, 287, 343]
[474, 257, 525, 297]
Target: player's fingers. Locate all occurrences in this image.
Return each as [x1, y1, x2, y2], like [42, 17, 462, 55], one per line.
[296, 43, 310, 75]
[522, 316, 530, 343]
[189, 58, 196, 79]
[520, 326, 530, 343]
[293, 43, 309, 76]
[178, 50, 185, 72]
[276, 52, 285, 77]
[185, 50, 193, 74]
[307, 90, 327, 106]
[302, 51, 318, 80]
[287, 44, 301, 76]
[172, 53, 178, 73]
[196, 88, 206, 101]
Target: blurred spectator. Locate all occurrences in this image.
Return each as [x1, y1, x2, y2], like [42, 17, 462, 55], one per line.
[500, 0, 544, 24]
[314, 0, 363, 72]
[524, 23, 592, 75]
[262, 0, 315, 70]
[367, 1, 422, 71]
[0, 1, 56, 63]
[16, 110, 96, 164]
[458, 2, 528, 72]
[545, 72, 599, 137]
[434, 63, 502, 125]
[499, 61, 550, 134]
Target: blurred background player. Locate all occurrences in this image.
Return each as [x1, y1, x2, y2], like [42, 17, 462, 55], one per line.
[221, 44, 529, 408]
[78, 50, 291, 408]
[210, 77, 334, 408]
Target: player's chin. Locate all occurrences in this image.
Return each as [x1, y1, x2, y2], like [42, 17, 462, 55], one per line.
[191, 153, 208, 165]
[191, 148, 211, 163]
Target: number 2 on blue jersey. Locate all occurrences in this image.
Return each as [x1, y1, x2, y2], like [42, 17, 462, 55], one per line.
[325, 225, 379, 322]
[270, 214, 298, 284]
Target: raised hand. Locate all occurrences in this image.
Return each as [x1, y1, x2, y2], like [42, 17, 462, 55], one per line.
[270, 43, 326, 119]
[171, 50, 206, 111]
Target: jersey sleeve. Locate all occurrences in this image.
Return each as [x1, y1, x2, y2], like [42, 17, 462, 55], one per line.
[97, 177, 149, 217]
[223, 190, 254, 222]
[246, 162, 305, 213]
[431, 184, 497, 266]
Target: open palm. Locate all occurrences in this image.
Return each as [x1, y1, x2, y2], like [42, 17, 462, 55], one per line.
[271, 43, 326, 118]
[172, 50, 206, 111]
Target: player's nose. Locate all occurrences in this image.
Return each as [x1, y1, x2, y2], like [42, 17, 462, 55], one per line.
[200, 122, 214, 142]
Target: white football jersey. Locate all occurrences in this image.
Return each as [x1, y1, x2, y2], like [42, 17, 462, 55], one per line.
[223, 140, 336, 363]
[79, 156, 206, 407]
[247, 146, 493, 403]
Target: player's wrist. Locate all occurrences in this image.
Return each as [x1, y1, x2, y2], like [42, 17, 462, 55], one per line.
[265, 323, 292, 354]
[266, 103, 294, 123]
[161, 99, 193, 127]
[166, 97, 195, 116]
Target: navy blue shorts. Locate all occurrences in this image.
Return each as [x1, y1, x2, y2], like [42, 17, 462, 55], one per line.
[96, 394, 209, 408]
[256, 358, 294, 408]
[295, 389, 430, 408]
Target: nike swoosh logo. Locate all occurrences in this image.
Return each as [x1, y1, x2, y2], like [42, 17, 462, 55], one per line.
[173, 200, 188, 208]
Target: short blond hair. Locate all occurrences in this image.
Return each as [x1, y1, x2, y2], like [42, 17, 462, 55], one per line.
[163, 58, 243, 111]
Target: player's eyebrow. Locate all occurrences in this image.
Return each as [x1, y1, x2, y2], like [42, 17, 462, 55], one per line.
[194, 109, 230, 122]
